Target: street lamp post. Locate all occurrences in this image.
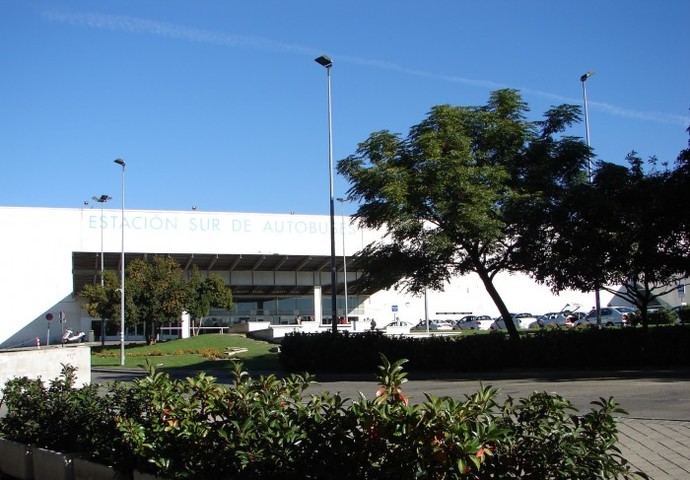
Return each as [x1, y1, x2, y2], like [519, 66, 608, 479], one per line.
[314, 54, 338, 333]
[92, 194, 111, 346]
[114, 158, 126, 365]
[337, 198, 348, 323]
[424, 289, 429, 334]
[580, 71, 601, 328]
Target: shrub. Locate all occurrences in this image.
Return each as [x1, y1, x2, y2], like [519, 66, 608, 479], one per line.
[0, 365, 126, 466]
[630, 308, 677, 326]
[647, 308, 677, 325]
[484, 394, 644, 479]
[280, 327, 690, 373]
[0, 359, 649, 479]
[676, 306, 690, 324]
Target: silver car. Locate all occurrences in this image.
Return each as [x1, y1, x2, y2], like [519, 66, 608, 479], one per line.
[490, 313, 540, 330]
[538, 312, 575, 328]
[454, 315, 493, 330]
[575, 306, 635, 327]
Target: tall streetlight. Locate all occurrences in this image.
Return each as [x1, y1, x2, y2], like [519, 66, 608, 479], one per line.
[337, 198, 349, 323]
[92, 194, 111, 346]
[580, 71, 601, 328]
[314, 54, 338, 333]
[114, 158, 126, 365]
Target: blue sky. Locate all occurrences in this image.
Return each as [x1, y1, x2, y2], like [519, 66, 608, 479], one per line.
[1, 1, 688, 215]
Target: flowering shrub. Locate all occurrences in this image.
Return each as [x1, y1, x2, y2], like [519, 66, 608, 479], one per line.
[0, 358, 647, 479]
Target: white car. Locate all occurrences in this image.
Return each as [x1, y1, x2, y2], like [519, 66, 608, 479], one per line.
[490, 313, 540, 330]
[425, 320, 454, 331]
[454, 315, 494, 330]
[574, 306, 635, 327]
[538, 311, 577, 328]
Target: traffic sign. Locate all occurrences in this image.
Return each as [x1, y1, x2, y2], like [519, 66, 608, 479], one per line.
[391, 305, 398, 312]
[45, 313, 53, 321]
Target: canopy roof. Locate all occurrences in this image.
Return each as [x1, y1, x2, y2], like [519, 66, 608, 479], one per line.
[72, 251, 367, 297]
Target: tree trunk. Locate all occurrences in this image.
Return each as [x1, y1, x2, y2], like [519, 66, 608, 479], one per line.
[475, 266, 520, 341]
[145, 319, 157, 345]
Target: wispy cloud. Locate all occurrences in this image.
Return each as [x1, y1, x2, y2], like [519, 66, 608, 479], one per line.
[43, 10, 690, 127]
[43, 10, 320, 55]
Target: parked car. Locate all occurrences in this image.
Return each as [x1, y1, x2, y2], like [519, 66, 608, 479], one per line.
[476, 316, 495, 330]
[574, 306, 635, 327]
[538, 312, 574, 328]
[538, 311, 586, 328]
[414, 320, 455, 331]
[432, 320, 455, 331]
[490, 313, 540, 331]
[454, 315, 493, 330]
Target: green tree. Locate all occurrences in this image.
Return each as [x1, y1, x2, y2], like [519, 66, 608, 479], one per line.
[80, 269, 137, 342]
[338, 90, 589, 340]
[186, 265, 234, 335]
[127, 256, 188, 344]
[524, 151, 690, 331]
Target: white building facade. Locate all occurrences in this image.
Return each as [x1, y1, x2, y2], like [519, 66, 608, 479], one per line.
[0, 206, 635, 348]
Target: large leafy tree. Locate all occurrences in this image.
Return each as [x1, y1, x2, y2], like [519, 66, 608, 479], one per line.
[186, 265, 234, 335]
[338, 89, 589, 340]
[126, 256, 189, 344]
[524, 149, 690, 330]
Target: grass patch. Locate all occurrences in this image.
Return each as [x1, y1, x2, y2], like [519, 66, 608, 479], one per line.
[91, 334, 280, 372]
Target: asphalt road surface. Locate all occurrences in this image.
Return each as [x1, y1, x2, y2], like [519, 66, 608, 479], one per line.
[92, 368, 690, 420]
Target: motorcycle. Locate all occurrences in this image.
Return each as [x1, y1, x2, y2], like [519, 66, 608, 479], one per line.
[62, 329, 86, 343]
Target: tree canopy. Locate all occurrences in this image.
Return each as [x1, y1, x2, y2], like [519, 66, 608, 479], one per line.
[186, 265, 234, 335]
[80, 256, 233, 344]
[338, 89, 590, 340]
[521, 142, 690, 329]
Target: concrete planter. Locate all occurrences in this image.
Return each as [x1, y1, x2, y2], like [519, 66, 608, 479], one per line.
[0, 438, 34, 479]
[73, 457, 128, 480]
[32, 446, 73, 480]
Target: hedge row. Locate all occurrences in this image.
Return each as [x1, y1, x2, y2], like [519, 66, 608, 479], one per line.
[279, 326, 690, 373]
[1, 360, 646, 479]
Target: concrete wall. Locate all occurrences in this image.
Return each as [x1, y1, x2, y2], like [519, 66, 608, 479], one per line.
[0, 344, 91, 391]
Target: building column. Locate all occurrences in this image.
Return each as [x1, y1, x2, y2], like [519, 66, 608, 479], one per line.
[180, 311, 190, 338]
[313, 285, 322, 324]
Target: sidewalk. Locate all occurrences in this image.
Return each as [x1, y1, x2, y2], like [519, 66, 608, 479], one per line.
[618, 418, 690, 479]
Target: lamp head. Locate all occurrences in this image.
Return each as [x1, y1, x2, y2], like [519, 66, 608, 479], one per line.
[580, 71, 594, 82]
[314, 55, 333, 68]
[93, 194, 111, 203]
[114, 158, 126, 168]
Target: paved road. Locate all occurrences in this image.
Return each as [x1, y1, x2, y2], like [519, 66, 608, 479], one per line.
[312, 372, 690, 420]
[93, 368, 690, 479]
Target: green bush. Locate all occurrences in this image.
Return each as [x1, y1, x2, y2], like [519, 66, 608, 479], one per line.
[0, 364, 127, 466]
[647, 308, 677, 325]
[0, 359, 648, 479]
[280, 327, 690, 373]
[630, 308, 677, 326]
[676, 306, 690, 324]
